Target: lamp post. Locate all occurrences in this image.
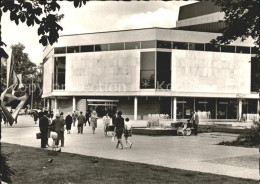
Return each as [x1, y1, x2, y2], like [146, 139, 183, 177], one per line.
[30, 75, 33, 110]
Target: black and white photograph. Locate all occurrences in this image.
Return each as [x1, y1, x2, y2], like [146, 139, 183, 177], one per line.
[0, 0, 259, 183]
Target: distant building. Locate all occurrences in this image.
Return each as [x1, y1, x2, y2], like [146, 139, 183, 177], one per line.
[42, 1, 259, 121]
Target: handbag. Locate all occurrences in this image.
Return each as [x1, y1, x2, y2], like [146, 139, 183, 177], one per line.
[36, 133, 41, 139]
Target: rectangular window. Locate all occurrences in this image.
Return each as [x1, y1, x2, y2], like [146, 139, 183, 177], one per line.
[251, 47, 258, 54]
[140, 52, 155, 89]
[172, 42, 188, 50]
[157, 41, 171, 49]
[221, 45, 235, 53]
[236, 46, 250, 54]
[251, 57, 260, 92]
[54, 47, 66, 54]
[141, 41, 156, 49]
[189, 43, 204, 51]
[125, 42, 140, 50]
[53, 57, 66, 90]
[205, 43, 220, 52]
[95, 44, 109, 52]
[67, 46, 79, 53]
[109, 43, 124, 51]
[81, 45, 94, 52]
[156, 52, 171, 89]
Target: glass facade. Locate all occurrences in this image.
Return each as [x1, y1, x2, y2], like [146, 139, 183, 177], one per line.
[156, 52, 171, 89]
[81, 45, 94, 52]
[53, 57, 66, 90]
[172, 42, 188, 50]
[125, 42, 140, 50]
[109, 43, 124, 51]
[54, 47, 66, 54]
[157, 41, 171, 49]
[189, 43, 204, 51]
[67, 46, 79, 53]
[251, 57, 260, 92]
[140, 52, 155, 89]
[141, 41, 156, 49]
[95, 44, 109, 51]
[205, 43, 220, 52]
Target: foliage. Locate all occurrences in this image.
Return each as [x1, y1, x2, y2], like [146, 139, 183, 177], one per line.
[0, 0, 88, 58]
[218, 122, 260, 147]
[212, 0, 260, 56]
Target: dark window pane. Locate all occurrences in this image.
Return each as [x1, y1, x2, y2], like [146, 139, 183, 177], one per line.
[221, 45, 235, 53]
[67, 46, 79, 53]
[157, 52, 171, 89]
[95, 44, 109, 52]
[157, 41, 171, 49]
[205, 43, 220, 52]
[54, 57, 66, 90]
[251, 57, 260, 92]
[54, 47, 66, 54]
[140, 71, 155, 89]
[236, 46, 250, 54]
[251, 47, 259, 54]
[81, 45, 94, 52]
[172, 42, 188, 50]
[109, 43, 124, 51]
[125, 42, 140, 50]
[189, 43, 205, 51]
[141, 41, 156, 49]
[141, 52, 155, 70]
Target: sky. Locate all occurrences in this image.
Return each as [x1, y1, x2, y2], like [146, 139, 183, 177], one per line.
[2, 1, 196, 65]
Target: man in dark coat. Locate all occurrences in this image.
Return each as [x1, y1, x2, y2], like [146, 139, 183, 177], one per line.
[39, 111, 50, 148]
[85, 110, 90, 126]
[51, 114, 65, 147]
[65, 113, 73, 134]
[115, 111, 124, 149]
[77, 111, 86, 134]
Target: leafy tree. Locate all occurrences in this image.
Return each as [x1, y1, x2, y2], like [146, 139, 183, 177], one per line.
[212, 0, 260, 55]
[0, 0, 88, 58]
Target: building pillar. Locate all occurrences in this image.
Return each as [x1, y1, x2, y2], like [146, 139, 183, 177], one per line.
[238, 99, 242, 121]
[72, 96, 76, 112]
[170, 97, 173, 119]
[54, 97, 58, 116]
[173, 97, 177, 121]
[134, 97, 138, 120]
[47, 98, 50, 110]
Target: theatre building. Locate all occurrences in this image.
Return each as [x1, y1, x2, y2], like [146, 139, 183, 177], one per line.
[42, 1, 260, 121]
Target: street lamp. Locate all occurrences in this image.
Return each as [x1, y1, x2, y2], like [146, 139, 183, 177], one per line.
[29, 74, 34, 110]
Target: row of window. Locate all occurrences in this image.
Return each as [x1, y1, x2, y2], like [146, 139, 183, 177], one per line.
[53, 40, 257, 55]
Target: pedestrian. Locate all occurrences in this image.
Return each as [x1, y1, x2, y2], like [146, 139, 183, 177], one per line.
[33, 111, 39, 124]
[38, 109, 44, 119]
[77, 111, 85, 134]
[72, 111, 76, 126]
[85, 110, 90, 126]
[111, 111, 118, 141]
[60, 112, 65, 147]
[115, 111, 124, 149]
[65, 113, 73, 134]
[103, 113, 111, 136]
[90, 109, 98, 134]
[191, 111, 199, 135]
[124, 118, 133, 148]
[39, 111, 50, 148]
[51, 114, 65, 147]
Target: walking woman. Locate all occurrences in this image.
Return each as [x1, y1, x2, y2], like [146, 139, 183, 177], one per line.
[90, 109, 98, 134]
[115, 111, 124, 149]
[124, 118, 133, 148]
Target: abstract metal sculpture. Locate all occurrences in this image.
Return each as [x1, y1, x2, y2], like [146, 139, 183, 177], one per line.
[0, 50, 28, 125]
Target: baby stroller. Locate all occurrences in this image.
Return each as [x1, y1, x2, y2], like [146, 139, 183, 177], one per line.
[104, 124, 115, 137]
[177, 120, 192, 136]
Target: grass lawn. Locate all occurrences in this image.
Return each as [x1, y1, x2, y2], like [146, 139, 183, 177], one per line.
[0, 143, 257, 184]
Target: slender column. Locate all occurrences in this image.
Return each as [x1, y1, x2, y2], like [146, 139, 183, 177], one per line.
[215, 98, 218, 119]
[170, 97, 173, 119]
[43, 98, 46, 108]
[134, 97, 138, 120]
[54, 97, 58, 116]
[73, 96, 76, 112]
[173, 97, 177, 121]
[238, 99, 242, 121]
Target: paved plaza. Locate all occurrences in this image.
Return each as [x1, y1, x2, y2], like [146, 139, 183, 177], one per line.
[1, 116, 258, 180]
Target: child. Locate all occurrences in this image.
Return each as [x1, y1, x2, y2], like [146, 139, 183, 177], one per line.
[124, 118, 133, 148]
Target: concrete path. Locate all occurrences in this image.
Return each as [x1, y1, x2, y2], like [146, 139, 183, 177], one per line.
[1, 116, 258, 180]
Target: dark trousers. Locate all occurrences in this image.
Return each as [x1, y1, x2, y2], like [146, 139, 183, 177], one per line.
[78, 124, 83, 134]
[55, 131, 64, 146]
[193, 124, 198, 135]
[41, 131, 48, 148]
